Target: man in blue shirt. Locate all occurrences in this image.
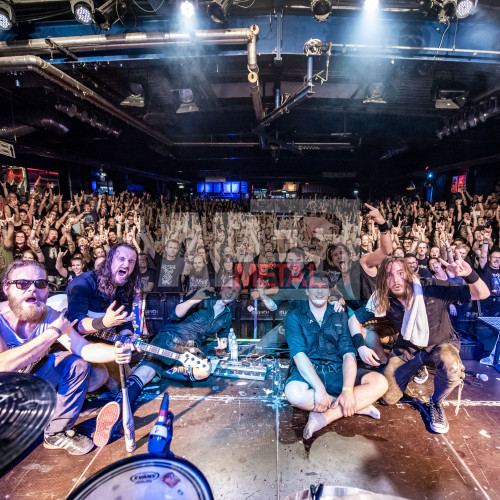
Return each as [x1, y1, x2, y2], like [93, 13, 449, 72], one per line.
[284, 272, 388, 440]
[94, 278, 241, 446]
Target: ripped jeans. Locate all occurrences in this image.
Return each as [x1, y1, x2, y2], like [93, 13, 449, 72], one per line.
[382, 342, 464, 405]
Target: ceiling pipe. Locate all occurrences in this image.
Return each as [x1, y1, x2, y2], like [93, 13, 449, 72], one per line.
[0, 29, 255, 57]
[0, 27, 263, 148]
[246, 24, 265, 121]
[0, 116, 70, 139]
[0, 55, 174, 146]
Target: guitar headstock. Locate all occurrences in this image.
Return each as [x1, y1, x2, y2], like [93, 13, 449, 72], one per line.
[178, 352, 210, 372]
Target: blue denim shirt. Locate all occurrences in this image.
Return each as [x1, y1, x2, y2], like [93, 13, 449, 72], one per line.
[66, 271, 134, 333]
[285, 300, 355, 369]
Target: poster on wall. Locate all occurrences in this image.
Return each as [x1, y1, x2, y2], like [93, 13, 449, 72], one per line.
[1, 166, 28, 195]
[451, 174, 467, 193]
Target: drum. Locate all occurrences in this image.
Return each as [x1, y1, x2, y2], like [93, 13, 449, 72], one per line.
[67, 454, 214, 500]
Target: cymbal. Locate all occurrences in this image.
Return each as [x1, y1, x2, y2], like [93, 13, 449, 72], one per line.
[0, 372, 56, 472]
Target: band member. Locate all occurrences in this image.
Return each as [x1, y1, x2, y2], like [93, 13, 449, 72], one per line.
[66, 243, 141, 392]
[284, 272, 388, 440]
[96, 279, 242, 444]
[348, 255, 489, 434]
[0, 260, 132, 455]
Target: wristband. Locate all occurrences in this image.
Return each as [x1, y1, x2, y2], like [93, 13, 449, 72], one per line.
[463, 270, 479, 285]
[352, 333, 366, 350]
[377, 221, 389, 233]
[48, 326, 63, 337]
[483, 241, 489, 245]
[342, 387, 354, 392]
[91, 317, 105, 330]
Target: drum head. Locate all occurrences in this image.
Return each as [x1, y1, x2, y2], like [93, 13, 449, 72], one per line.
[67, 454, 214, 500]
[0, 372, 56, 472]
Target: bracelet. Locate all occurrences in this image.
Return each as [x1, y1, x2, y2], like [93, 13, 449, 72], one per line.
[342, 387, 354, 392]
[483, 241, 489, 245]
[464, 270, 480, 285]
[48, 326, 63, 337]
[377, 221, 389, 233]
[91, 317, 105, 330]
[352, 333, 366, 350]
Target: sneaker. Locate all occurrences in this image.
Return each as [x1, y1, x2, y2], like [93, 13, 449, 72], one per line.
[44, 429, 94, 455]
[93, 401, 121, 447]
[428, 396, 449, 434]
[413, 366, 429, 384]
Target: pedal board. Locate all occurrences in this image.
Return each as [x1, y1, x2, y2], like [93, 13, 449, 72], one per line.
[210, 358, 269, 381]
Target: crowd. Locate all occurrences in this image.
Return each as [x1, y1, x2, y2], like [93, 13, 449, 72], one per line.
[1, 177, 499, 315]
[0, 171, 499, 455]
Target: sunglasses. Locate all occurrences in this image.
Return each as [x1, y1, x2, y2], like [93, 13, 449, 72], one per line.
[7, 279, 49, 290]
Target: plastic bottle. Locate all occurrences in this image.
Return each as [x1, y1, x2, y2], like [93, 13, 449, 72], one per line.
[229, 328, 238, 361]
[148, 393, 174, 457]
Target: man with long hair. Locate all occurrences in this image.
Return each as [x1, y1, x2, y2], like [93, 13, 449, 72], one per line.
[67, 243, 141, 392]
[0, 260, 132, 455]
[348, 255, 489, 434]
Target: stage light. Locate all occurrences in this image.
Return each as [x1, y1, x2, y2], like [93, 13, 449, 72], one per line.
[418, 0, 457, 23]
[0, 2, 14, 31]
[406, 181, 416, 191]
[364, 0, 379, 11]
[427, 173, 433, 179]
[94, 0, 128, 31]
[177, 88, 199, 113]
[70, 0, 94, 24]
[207, 0, 232, 23]
[310, 0, 332, 22]
[457, 0, 476, 18]
[180, 0, 195, 17]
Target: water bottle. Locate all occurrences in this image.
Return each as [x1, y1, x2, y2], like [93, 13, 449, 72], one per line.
[229, 328, 238, 362]
[465, 370, 488, 382]
[148, 393, 174, 457]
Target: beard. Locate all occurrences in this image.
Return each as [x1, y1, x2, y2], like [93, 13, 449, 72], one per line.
[8, 295, 46, 323]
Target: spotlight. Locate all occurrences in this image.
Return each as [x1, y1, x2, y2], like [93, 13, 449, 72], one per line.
[363, 83, 387, 104]
[0, 1, 14, 30]
[94, 0, 128, 31]
[364, 0, 379, 10]
[176, 89, 199, 113]
[457, 0, 476, 18]
[180, 0, 195, 17]
[427, 172, 433, 179]
[207, 0, 232, 23]
[70, 0, 93, 24]
[310, 0, 332, 22]
[406, 181, 416, 191]
[418, 0, 457, 23]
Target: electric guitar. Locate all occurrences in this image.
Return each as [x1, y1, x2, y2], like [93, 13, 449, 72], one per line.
[90, 329, 211, 372]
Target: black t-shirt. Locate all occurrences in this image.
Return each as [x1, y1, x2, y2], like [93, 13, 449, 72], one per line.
[355, 278, 471, 349]
[154, 254, 184, 292]
[41, 243, 60, 276]
[479, 263, 500, 297]
[140, 269, 156, 291]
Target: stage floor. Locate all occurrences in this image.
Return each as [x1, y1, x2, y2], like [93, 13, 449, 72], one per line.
[1, 358, 499, 500]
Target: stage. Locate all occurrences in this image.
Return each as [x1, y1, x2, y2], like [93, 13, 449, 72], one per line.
[1, 358, 499, 500]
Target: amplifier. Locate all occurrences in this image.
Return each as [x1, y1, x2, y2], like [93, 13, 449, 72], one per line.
[211, 359, 269, 381]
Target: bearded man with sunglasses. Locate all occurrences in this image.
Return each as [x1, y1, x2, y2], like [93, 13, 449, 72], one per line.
[0, 260, 133, 456]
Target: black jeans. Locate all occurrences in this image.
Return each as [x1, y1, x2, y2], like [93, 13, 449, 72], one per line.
[382, 343, 464, 405]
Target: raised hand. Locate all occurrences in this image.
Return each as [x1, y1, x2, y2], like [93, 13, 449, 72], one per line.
[102, 301, 135, 328]
[439, 253, 472, 277]
[50, 309, 78, 337]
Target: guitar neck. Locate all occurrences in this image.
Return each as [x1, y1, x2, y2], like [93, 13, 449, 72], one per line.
[90, 328, 180, 363]
[133, 340, 180, 361]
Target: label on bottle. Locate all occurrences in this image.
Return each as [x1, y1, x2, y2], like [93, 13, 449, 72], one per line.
[150, 424, 168, 439]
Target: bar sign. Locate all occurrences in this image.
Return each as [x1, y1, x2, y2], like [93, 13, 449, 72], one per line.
[0, 141, 15, 158]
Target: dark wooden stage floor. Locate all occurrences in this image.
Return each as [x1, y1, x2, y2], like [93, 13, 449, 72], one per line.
[1, 358, 499, 500]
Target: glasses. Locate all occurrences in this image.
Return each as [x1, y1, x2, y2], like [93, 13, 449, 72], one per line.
[7, 279, 49, 290]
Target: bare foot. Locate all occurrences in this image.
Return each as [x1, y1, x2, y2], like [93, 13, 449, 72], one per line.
[303, 412, 327, 440]
[356, 404, 380, 419]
